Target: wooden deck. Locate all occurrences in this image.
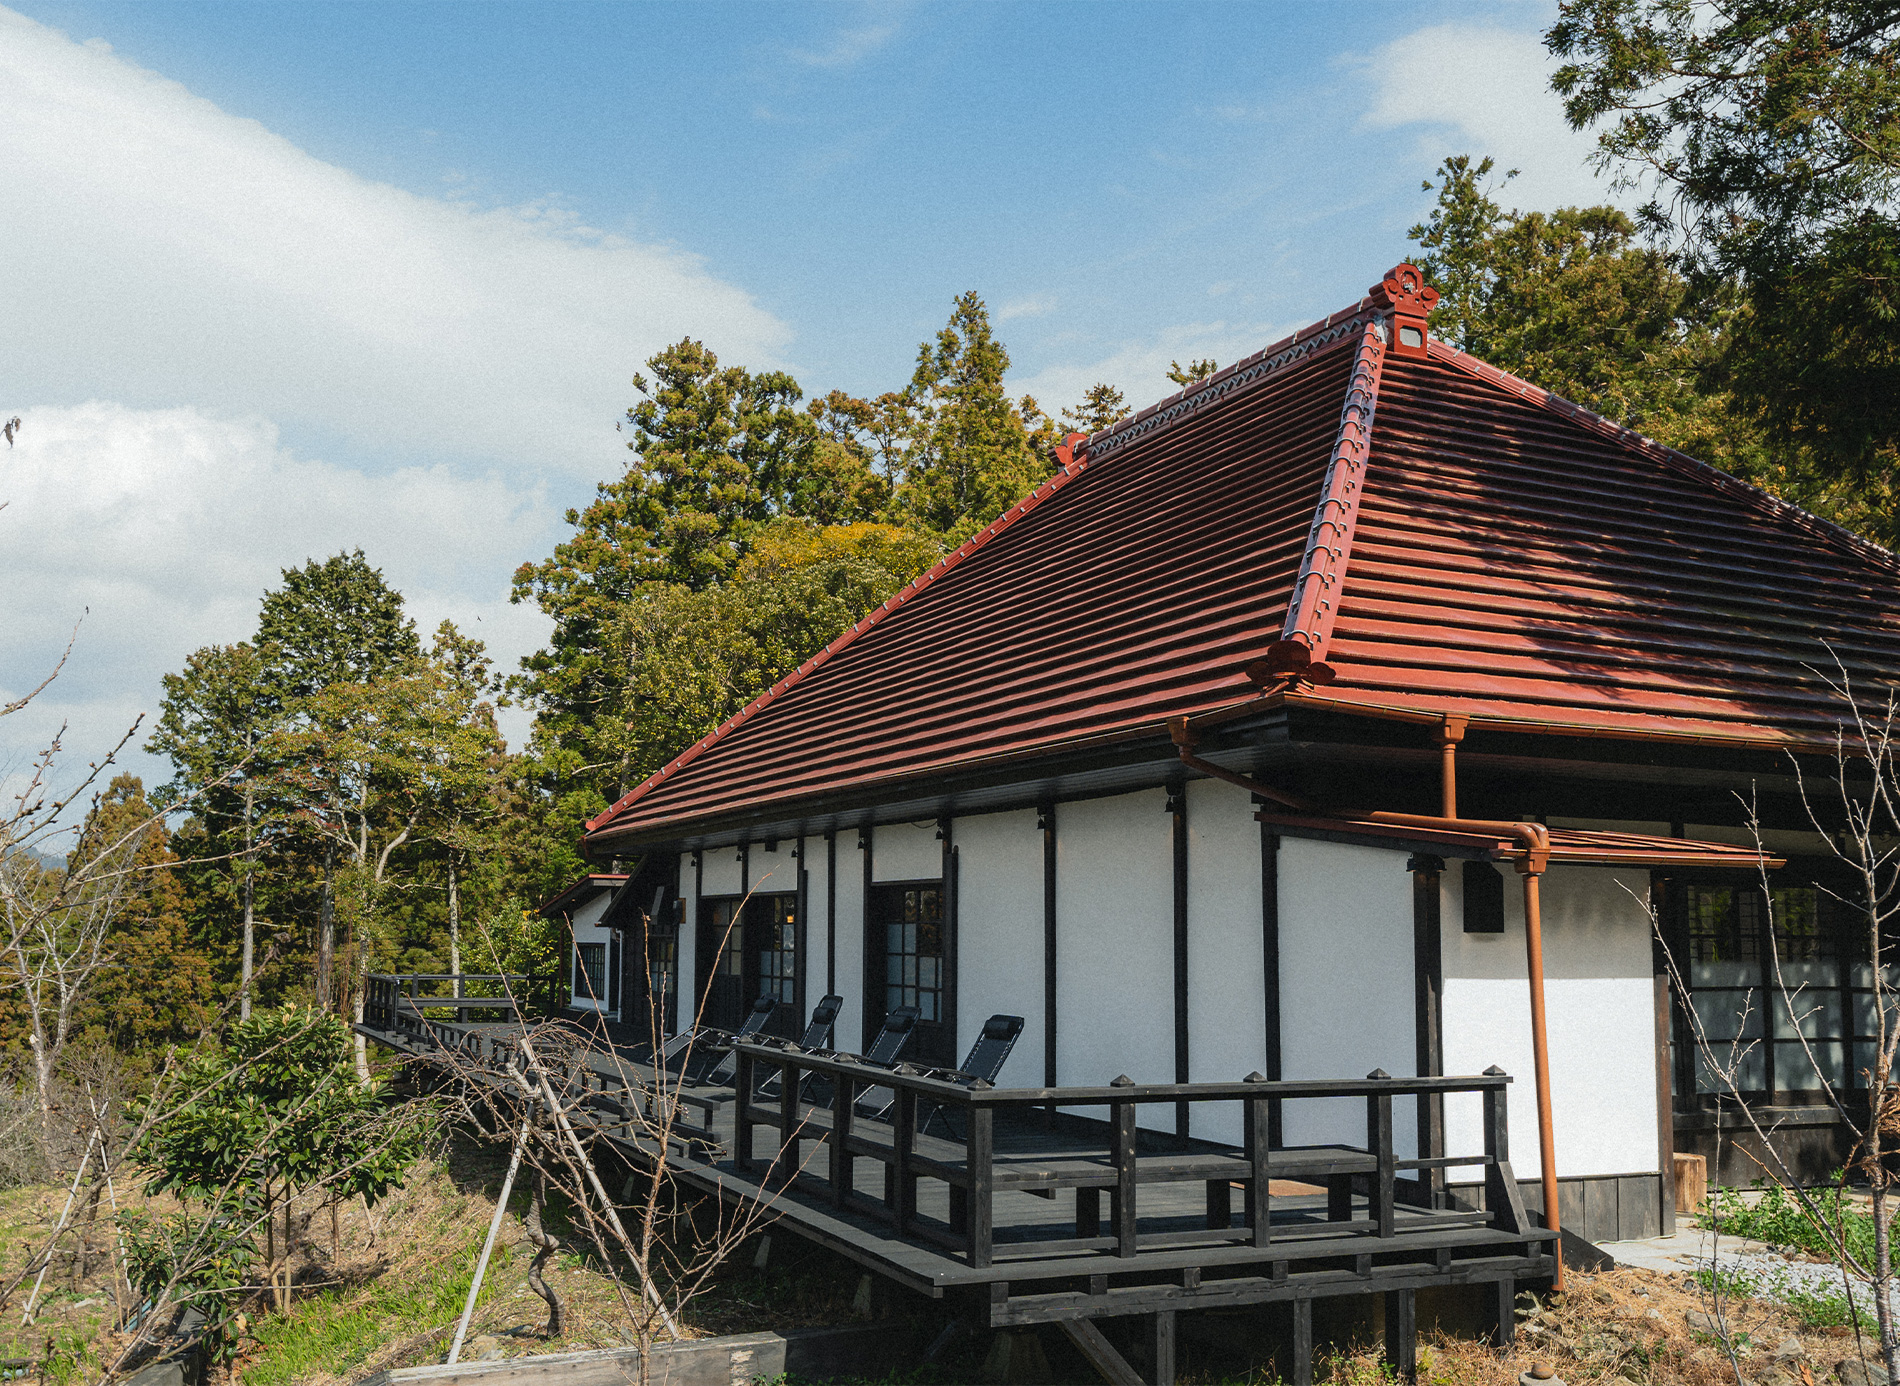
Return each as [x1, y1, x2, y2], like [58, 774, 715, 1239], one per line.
[359, 976, 1555, 1384]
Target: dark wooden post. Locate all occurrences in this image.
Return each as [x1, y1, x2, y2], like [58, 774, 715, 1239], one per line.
[734, 1047, 755, 1173]
[1111, 1075, 1137, 1258]
[830, 1067, 855, 1205]
[1481, 1067, 1527, 1233]
[893, 1083, 917, 1234]
[1368, 1069, 1396, 1238]
[967, 1092, 994, 1269]
[1150, 1309, 1177, 1386]
[1384, 1288, 1417, 1382]
[1076, 1186, 1100, 1239]
[1246, 1071, 1272, 1246]
[1490, 1276, 1517, 1348]
[778, 1055, 800, 1178]
[1291, 1297, 1313, 1386]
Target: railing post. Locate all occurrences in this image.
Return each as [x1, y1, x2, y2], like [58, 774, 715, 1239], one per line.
[1111, 1075, 1137, 1258]
[1245, 1071, 1272, 1247]
[1368, 1069, 1396, 1238]
[734, 1047, 755, 1173]
[893, 1082, 917, 1235]
[830, 1068, 856, 1205]
[1480, 1066, 1529, 1234]
[967, 1088, 993, 1270]
[778, 1055, 800, 1180]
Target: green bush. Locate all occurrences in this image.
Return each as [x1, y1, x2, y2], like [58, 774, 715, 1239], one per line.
[1702, 1177, 1876, 1269]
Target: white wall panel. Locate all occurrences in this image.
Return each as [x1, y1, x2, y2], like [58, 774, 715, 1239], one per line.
[699, 847, 743, 899]
[1441, 865, 1658, 1179]
[806, 836, 837, 1002]
[872, 821, 943, 882]
[1277, 839, 1418, 1153]
[1186, 779, 1267, 1145]
[749, 843, 796, 900]
[952, 809, 1043, 1087]
[1056, 789, 1174, 1130]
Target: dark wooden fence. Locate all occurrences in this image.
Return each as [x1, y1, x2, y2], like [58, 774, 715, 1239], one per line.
[728, 1041, 1532, 1272]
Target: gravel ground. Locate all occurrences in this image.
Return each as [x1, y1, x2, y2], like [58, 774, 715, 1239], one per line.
[1696, 1242, 1900, 1321]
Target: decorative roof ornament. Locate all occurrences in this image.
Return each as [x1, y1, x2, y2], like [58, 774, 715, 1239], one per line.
[1367, 262, 1439, 359]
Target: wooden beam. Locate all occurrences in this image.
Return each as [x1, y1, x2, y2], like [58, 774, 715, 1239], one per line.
[1059, 1318, 1145, 1386]
[1261, 826, 1283, 1147]
[1172, 784, 1190, 1142]
[1042, 804, 1058, 1093]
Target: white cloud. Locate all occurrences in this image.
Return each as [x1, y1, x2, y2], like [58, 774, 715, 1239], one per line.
[0, 402, 556, 790]
[997, 294, 1058, 323]
[1354, 23, 1620, 213]
[789, 23, 898, 69]
[0, 7, 790, 477]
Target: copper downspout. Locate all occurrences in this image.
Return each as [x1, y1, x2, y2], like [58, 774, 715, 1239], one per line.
[1437, 713, 1468, 818]
[1170, 720, 1565, 1285]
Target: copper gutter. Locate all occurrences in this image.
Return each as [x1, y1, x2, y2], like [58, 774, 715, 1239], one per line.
[1170, 722, 1565, 1284]
[1436, 714, 1467, 818]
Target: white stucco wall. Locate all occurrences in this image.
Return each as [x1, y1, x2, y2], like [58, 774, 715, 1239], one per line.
[951, 808, 1043, 1088]
[1277, 839, 1419, 1153]
[806, 836, 837, 1002]
[1185, 779, 1268, 1145]
[872, 820, 943, 882]
[749, 842, 796, 901]
[1441, 864, 1659, 1180]
[699, 847, 744, 899]
[1055, 789, 1175, 1129]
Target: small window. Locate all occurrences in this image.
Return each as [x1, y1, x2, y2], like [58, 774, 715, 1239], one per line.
[704, 898, 744, 977]
[574, 941, 608, 1002]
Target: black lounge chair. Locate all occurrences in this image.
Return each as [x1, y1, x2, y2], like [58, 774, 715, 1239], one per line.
[658, 996, 777, 1085]
[849, 1007, 922, 1117]
[754, 995, 846, 1100]
[920, 1014, 1024, 1137]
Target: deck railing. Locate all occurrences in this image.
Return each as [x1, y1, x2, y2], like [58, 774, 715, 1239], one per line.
[728, 1040, 1534, 1271]
[363, 973, 554, 1033]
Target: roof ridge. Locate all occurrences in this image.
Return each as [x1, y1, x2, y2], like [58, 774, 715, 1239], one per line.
[1426, 340, 1900, 576]
[584, 450, 1098, 834]
[1281, 319, 1389, 659]
[1084, 298, 1377, 458]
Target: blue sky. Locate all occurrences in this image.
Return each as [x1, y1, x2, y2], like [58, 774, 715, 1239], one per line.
[0, 0, 1613, 796]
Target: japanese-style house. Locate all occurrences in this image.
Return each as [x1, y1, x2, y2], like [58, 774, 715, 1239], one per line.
[582, 264, 1900, 1223]
[367, 262, 1900, 1382]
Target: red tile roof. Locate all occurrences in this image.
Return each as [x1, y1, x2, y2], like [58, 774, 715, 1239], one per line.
[586, 266, 1900, 848]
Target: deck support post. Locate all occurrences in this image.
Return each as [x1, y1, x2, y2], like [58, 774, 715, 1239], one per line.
[1368, 1072, 1396, 1238]
[1384, 1288, 1417, 1382]
[1149, 1310, 1177, 1386]
[734, 1048, 755, 1172]
[1059, 1317, 1144, 1386]
[1076, 1187, 1100, 1239]
[1490, 1276, 1517, 1348]
[777, 1057, 799, 1180]
[1291, 1297, 1313, 1386]
[1245, 1077, 1272, 1246]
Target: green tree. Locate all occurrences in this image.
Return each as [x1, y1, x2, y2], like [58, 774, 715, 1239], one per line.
[130, 1007, 432, 1315]
[1061, 383, 1131, 434]
[897, 292, 1053, 535]
[1166, 358, 1218, 387]
[1550, 0, 1900, 486]
[258, 553, 419, 1012]
[70, 777, 214, 1056]
[149, 641, 289, 1021]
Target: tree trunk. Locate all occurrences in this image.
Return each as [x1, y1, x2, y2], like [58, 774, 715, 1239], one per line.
[448, 856, 462, 999]
[241, 783, 255, 1022]
[526, 1172, 564, 1338]
[353, 942, 371, 1082]
[316, 842, 337, 1011]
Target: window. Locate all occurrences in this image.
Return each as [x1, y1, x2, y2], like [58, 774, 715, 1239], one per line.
[756, 894, 797, 1005]
[1675, 880, 1851, 1100]
[879, 884, 944, 1022]
[574, 941, 608, 1003]
[704, 898, 743, 977]
[648, 907, 679, 1030]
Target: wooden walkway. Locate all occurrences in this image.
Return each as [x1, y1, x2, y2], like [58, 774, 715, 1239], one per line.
[359, 977, 1555, 1384]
